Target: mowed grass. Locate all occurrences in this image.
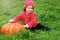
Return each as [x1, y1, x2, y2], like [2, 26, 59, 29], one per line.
[0, 0, 60, 40]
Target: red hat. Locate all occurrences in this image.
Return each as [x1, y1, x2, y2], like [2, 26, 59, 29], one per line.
[24, 0, 34, 9]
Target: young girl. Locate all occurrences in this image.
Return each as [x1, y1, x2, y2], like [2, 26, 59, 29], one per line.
[9, 0, 53, 32]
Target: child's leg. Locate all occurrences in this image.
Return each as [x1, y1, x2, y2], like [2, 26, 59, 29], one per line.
[35, 23, 50, 31]
[30, 27, 36, 32]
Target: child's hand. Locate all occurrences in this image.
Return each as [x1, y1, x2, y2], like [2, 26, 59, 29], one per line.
[9, 19, 14, 23]
[24, 24, 29, 28]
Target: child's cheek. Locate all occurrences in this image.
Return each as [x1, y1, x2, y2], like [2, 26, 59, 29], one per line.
[30, 10, 33, 12]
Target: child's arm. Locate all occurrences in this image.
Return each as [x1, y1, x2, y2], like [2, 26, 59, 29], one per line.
[27, 13, 38, 28]
[9, 12, 22, 23]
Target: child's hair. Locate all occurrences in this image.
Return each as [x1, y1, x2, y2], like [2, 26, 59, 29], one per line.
[23, 7, 34, 12]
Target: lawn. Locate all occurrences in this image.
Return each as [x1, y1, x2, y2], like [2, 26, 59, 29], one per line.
[0, 0, 60, 40]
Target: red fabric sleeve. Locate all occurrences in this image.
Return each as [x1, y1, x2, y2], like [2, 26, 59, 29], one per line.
[27, 13, 38, 28]
[13, 12, 22, 22]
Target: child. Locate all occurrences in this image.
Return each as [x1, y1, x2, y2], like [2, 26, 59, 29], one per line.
[9, 0, 53, 32]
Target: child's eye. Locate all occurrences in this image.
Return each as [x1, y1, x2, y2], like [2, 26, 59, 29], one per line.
[28, 7, 33, 9]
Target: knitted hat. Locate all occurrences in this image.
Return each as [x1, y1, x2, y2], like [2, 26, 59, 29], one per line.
[24, 0, 34, 9]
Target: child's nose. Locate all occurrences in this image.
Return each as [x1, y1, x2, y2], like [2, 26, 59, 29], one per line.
[29, 9, 32, 11]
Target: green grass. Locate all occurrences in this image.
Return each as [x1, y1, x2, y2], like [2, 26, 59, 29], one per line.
[0, 0, 60, 40]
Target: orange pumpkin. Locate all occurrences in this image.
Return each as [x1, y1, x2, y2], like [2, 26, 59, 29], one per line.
[1, 22, 26, 35]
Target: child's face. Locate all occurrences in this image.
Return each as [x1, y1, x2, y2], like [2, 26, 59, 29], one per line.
[26, 6, 33, 13]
